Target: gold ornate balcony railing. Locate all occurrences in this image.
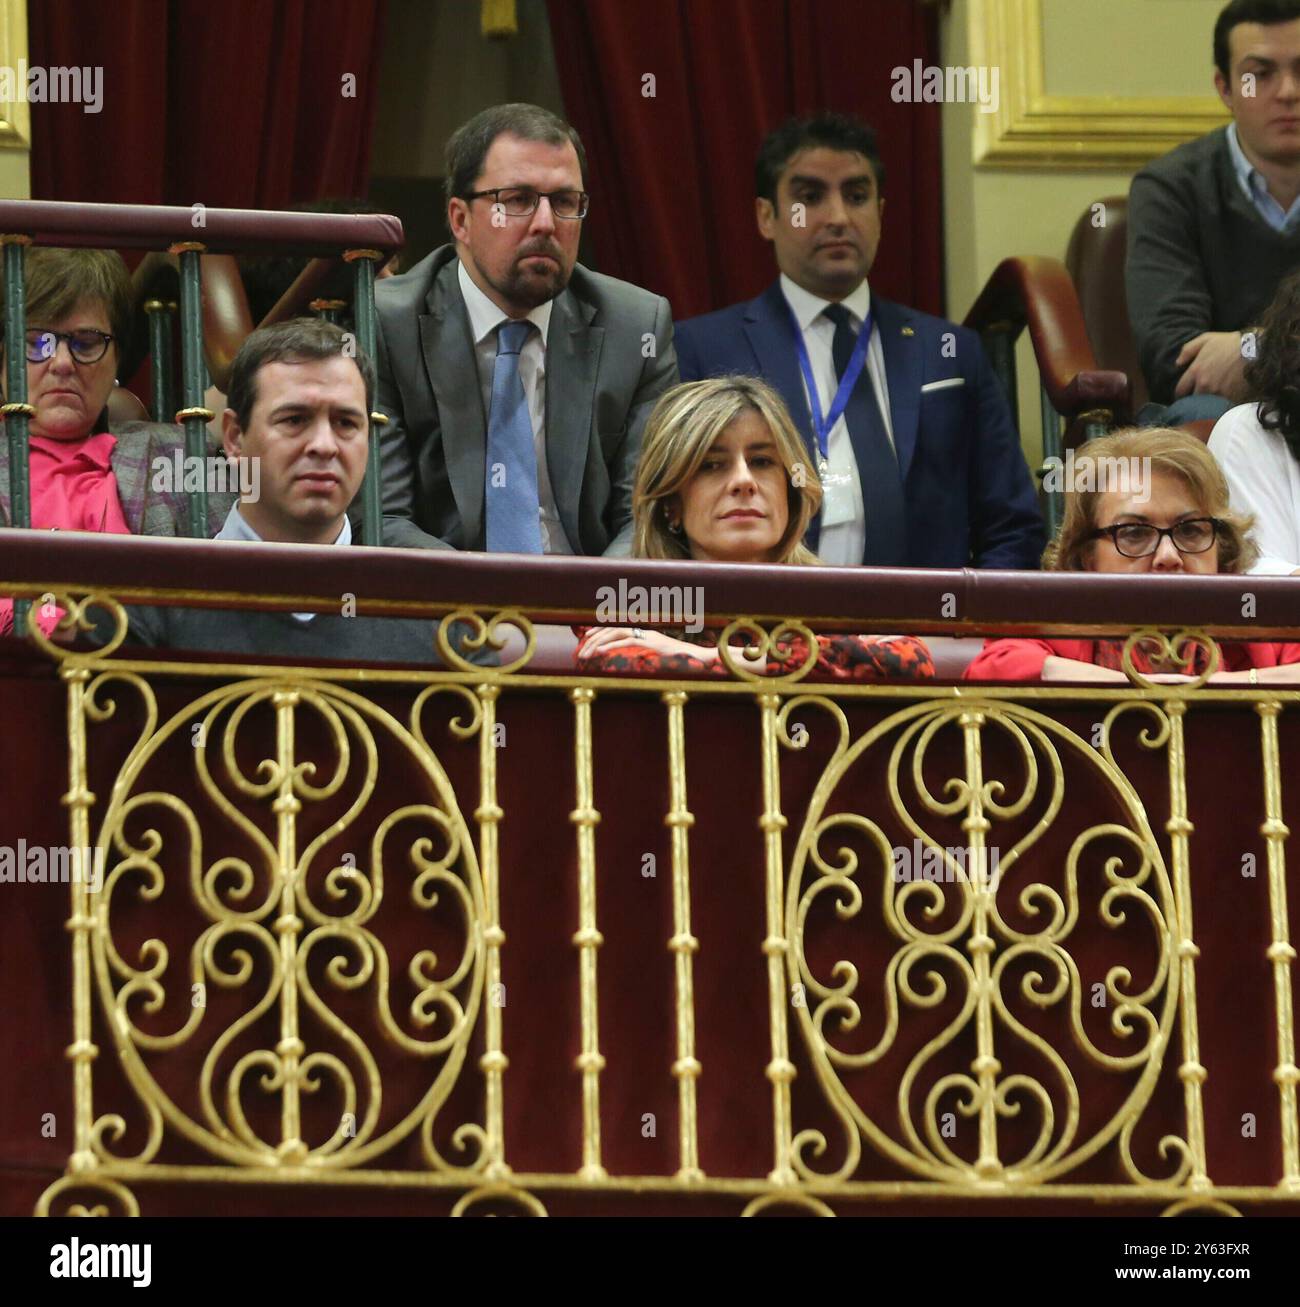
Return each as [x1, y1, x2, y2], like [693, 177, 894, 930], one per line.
[2, 530, 1299, 1218]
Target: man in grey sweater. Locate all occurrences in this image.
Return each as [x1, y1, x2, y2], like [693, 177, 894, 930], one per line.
[119, 319, 485, 667]
[1127, 0, 1300, 420]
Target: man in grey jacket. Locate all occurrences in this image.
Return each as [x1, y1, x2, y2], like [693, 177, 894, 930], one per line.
[371, 103, 678, 556]
[1127, 0, 1300, 421]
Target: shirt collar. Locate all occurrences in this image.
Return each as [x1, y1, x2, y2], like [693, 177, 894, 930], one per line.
[217, 503, 352, 546]
[1226, 123, 1262, 203]
[457, 257, 553, 348]
[28, 431, 117, 472]
[779, 273, 872, 334]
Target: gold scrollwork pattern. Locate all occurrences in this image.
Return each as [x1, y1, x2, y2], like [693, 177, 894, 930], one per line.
[26, 589, 130, 660]
[1161, 1198, 1243, 1218]
[36, 1176, 140, 1218]
[718, 618, 822, 684]
[742, 1191, 835, 1217]
[436, 607, 536, 675]
[1120, 629, 1221, 691]
[80, 673, 488, 1175]
[450, 1184, 548, 1216]
[782, 698, 1184, 1187]
[25, 598, 1300, 1217]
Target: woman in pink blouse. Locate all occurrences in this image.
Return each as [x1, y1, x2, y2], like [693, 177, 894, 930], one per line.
[1, 247, 232, 634]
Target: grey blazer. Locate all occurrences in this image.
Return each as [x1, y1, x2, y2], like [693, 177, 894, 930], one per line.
[369, 245, 678, 555]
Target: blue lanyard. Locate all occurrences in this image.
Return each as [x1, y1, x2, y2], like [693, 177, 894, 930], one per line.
[789, 304, 873, 466]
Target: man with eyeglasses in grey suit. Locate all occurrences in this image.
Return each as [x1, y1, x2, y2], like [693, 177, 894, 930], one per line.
[370, 103, 678, 556]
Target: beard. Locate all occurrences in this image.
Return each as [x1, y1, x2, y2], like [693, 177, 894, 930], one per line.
[486, 241, 572, 310]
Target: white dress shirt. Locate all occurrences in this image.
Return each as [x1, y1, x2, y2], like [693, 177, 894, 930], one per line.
[217, 503, 350, 621]
[457, 259, 573, 553]
[780, 274, 896, 566]
[1208, 402, 1300, 574]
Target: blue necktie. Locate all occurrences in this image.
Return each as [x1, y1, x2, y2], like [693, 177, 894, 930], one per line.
[823, 303, 905, 566]
[485, 319, 543, 554]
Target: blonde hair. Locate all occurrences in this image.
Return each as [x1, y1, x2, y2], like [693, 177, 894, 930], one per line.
[1044, 426, 1258, 574]
[632, 376, 822, 564]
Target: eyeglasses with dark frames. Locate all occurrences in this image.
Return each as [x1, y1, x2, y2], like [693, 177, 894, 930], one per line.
[25, 329, 115, 365]
[463, 187, 590, 220]
[1087, 517, 1222, 558]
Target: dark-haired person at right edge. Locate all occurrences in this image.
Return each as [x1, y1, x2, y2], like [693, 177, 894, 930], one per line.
[1128, 0, 1300, 425]
[1209, 267, 1300, 573]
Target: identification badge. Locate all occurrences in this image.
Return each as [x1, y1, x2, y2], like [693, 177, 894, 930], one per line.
[819, 460, 857, 527]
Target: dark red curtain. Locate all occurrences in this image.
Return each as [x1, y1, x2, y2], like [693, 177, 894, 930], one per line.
[546, 0, 944, 320]
[28, 0, 385, 208]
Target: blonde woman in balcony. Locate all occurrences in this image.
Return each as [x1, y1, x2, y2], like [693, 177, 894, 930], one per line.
[574, 376, 934, 681]
[964, 427, 1300, 684]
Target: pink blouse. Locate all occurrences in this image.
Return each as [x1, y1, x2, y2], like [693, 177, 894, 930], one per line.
[28, 432, 131, 534]
[1, 432, 130, 637]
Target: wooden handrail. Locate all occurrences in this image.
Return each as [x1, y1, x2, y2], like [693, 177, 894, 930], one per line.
[3, 530, 1300, 640]
[964, 255, 1130, 423]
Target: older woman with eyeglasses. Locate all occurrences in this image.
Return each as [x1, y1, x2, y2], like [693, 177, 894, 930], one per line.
[964, 427, 1300, 684]
[1, 248, 232, 635]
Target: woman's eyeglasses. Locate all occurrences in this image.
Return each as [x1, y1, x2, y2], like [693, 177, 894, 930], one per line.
[25, 329, 115, 365]
[1088, 518, 1221, 558]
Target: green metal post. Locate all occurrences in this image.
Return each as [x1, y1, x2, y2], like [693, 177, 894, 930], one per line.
[349, 252, 383, 547]
[3, 237, 31, 632]
[144, 299, 174, 424]
[310, 298, 345, 325]
[174, 247, 209, 537]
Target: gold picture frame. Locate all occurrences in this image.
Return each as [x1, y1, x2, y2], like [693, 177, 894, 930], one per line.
[0, 0, 28, 151]
[971, 0, 1228, 168]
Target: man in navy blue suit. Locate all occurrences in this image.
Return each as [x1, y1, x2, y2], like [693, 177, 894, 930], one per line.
[675, 113, 1044, 569]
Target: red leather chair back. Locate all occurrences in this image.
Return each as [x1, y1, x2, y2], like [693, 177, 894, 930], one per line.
[1065, 196, 1148, 413]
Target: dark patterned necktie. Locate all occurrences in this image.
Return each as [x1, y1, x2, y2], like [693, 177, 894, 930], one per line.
[823, 302, 905, 565]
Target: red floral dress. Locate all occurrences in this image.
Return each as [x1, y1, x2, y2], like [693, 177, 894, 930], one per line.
[574, 628, 935, 681]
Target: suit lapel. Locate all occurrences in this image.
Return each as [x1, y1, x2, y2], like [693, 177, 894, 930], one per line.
[109, 426, 150, 533]
[421, 258, 488, 547]
[874, 297, 921, 485]
[744, 283, 822, 547]
[743, 284, 814, 450]
[545, 288, 601, 549]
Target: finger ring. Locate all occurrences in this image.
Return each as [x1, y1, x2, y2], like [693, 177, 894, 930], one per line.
[632, 628, 645, 639]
